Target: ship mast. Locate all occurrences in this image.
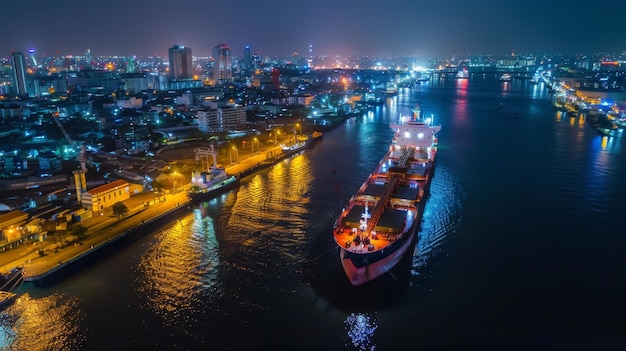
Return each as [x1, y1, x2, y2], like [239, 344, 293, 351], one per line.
[194, 143, 219, 172]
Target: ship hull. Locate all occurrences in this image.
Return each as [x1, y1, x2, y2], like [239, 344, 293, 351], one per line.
[340, 221, 418, 286]
[188, 176, 240, 202]
[339, 168, 433, 286]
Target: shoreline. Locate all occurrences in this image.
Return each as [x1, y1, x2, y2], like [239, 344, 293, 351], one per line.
[14, 130, 329, 284]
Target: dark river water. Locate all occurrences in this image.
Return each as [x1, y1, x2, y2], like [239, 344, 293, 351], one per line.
[2, 75, 625, 350]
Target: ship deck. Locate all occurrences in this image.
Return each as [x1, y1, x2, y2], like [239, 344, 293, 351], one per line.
[333, 199, 418, 254]
[333, 157, 433, 254]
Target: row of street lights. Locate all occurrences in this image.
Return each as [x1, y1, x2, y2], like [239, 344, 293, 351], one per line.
[227, 123, 302, 166]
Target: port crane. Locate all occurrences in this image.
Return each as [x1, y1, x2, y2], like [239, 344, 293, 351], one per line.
[52, 112, 88, 203]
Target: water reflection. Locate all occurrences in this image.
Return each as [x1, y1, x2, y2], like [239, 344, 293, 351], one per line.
[0, 293, 83, 350]
[413, 163, 462, 279]
[344, 312, 377, 351]
[135, 208, 226, 327]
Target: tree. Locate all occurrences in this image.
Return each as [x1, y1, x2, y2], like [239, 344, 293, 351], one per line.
[71, 224, 88, 241]
[54, 230, 67, 248]
[112, 202, 129, 221]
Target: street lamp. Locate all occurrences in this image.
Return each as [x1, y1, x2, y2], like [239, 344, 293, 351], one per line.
[293, 123, 302, 143]
[230, 146, 238, 165]
[274, 130, 280, 145]
[172, 171, 182, 193]
[252, 137, 259, 154]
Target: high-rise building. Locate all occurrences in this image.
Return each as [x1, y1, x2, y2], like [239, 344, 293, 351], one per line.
[212, 43, 232, 85]
[243, 45, 252, 77]
[11, 52, 27, 97]
[168, 45, 193, 80]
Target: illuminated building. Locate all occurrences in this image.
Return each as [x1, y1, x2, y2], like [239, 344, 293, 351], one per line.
[212, 43, 232, 85]
[242, 45, 252, 77]
[196, 105, 246, 133]
[11, 52, 27, 97]
[168, 45, 193, 80]
[81, 179, 140, 212]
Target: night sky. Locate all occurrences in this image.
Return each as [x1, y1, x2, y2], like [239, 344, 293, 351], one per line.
[2, 0, 624, 58]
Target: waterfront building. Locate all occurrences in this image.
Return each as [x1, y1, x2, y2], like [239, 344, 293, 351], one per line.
[212, 44, 232, 85]
[81, 179, 136, 212]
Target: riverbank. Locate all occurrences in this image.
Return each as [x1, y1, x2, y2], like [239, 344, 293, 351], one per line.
[6, 130, 328, 284]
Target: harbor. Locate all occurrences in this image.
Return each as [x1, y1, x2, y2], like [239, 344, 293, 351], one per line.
[0, 131, 324, 284]
[1, 76, 624, 350]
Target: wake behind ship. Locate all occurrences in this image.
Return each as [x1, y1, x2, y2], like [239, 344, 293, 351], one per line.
[333, 106, 441, 286]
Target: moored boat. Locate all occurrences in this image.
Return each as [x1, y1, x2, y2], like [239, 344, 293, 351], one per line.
[385, 82, 398, 95]
[188, 145, 240, 202]
[456, 68, 469, 79]
[499, 73, 512, 81]
[333, 105, 441, 286]
[311, 131, 323, 141]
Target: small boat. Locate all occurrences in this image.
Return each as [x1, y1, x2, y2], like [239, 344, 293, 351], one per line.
[188, 144, 240, 202]
[311, 131, 323, 141]
[455, 68, 469, 79]
[332, 104, 441, 286]
[385, 82, 398, 95]
[281, 131, 321, 156]
[499, 73, 512, 81]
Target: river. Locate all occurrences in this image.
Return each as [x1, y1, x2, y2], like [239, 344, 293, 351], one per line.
[2, 75, 625, 350]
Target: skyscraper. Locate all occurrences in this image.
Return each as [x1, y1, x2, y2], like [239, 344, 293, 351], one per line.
[243, 45, 252, 77]
[168, 45, 193, 80]
[11, 52, 27, 97]
[212, 43, 232, 85]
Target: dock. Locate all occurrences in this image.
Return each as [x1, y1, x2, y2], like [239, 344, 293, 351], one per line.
[1, 134, 322, 284]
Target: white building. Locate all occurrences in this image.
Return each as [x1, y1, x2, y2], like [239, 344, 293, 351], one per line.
[197, 105, 246, 133]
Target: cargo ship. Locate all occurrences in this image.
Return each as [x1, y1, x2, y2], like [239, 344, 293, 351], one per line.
[332, 105, 441, 286]
[188, 145, 240, 202]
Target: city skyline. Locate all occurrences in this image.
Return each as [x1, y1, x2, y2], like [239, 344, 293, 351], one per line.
[2, 1, 625, 59]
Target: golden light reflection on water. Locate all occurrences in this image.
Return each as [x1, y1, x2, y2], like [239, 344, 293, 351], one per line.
[130, 152, 316, 331]
[229, 154, 313, 240]
[0, 293, 83, 350]
[135, 211, 222, 325]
